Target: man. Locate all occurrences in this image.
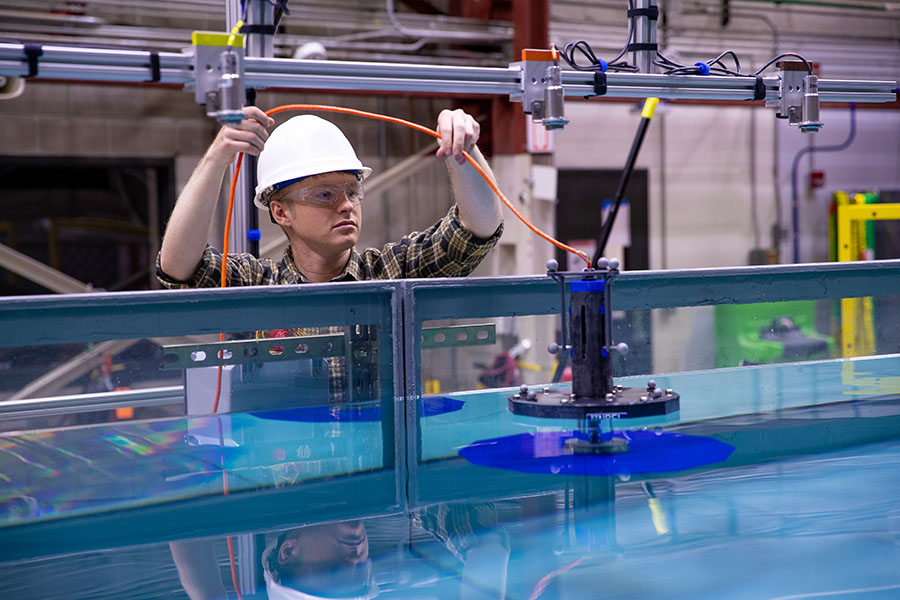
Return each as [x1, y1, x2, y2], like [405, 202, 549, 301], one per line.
[157, 106, 503, 402]
[158, 106, 503, 288]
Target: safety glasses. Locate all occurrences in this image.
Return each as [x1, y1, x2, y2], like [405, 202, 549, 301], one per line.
[289, 181, 364, 207]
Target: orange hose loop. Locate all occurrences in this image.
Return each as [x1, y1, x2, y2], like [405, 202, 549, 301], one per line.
[261, 104, 591, 269]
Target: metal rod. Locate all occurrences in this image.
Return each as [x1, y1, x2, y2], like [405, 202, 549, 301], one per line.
[241, 72, 519, 94]
[631, 0, 658, 74]
[243, 55, 517, 80]
[0, 386, 184, 420]
[594, 114, 653, 264]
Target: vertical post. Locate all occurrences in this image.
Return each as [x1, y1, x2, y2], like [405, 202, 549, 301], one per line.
[225, 0, 274, 256]
[631, 0, 658, 74]
[146, 167, 160, 289]
[245, 0, 275, 59]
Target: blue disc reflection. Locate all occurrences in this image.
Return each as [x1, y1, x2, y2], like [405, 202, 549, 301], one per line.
[459, 430, 734, 476]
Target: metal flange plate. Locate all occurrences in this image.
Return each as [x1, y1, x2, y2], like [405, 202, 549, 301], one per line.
[509, 386, 679, 419]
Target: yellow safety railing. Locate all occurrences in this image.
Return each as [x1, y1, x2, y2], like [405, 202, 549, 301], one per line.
[836, 196, 900, 357]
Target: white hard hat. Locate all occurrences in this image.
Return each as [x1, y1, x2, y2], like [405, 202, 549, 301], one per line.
[254, 115, 372, 209]
[264, 570, 378, 600]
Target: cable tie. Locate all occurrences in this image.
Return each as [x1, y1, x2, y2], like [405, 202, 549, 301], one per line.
[586, 71, 608, 98]
[626, 43, 658, 52]
[753, 75, 766, 101]
[147, 51, 161, 82]
[23, 44, 43, 78]
[694, 62, 711, 76]
[627, 7, 659, 20]
[239, 24, 277, 35]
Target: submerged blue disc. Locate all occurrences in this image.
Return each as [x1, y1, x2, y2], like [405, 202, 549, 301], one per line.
[459, 430, 734, 476]
[251, 396, 464, 423]
[421, 396, 466, 418]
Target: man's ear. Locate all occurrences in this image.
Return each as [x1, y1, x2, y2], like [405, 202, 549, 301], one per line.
[269, 199, 292, 227]
[278, 537, 299, 565]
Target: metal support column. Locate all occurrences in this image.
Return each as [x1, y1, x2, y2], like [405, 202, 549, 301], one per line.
[632, 0, 658, 74]
[224, 0, 274, 255]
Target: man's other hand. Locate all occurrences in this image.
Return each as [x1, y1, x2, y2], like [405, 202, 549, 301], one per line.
[436, 108, 480, 165]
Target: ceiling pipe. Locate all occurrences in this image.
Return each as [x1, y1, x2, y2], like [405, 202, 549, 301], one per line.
[736, 0, 889, 11]
[384, 0, 509, 42]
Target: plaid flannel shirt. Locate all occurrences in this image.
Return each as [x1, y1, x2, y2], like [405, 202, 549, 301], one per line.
[157, 205, 502, 400]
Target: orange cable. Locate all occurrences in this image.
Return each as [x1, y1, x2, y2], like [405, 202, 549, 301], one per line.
[215, 153, 243, 599]
[262, 104, 592, 268]
[211, 153, 243, 415]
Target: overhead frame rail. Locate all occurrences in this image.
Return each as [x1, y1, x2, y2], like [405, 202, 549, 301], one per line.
[0, 42, 895, 105]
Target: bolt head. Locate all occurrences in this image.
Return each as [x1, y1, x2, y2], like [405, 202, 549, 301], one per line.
[546, 258, 559, 272]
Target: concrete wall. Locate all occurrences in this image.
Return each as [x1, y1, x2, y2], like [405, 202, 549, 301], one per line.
[0, 83, 464, 268]
[0, 81, 215, 183]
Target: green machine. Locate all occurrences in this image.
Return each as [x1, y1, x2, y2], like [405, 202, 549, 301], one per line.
[715, 301, 835, 368]
[715, 190, 882, 368]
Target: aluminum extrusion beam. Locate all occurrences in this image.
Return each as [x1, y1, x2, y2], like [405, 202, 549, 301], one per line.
[0, 42, 894, 104]
[0, 386, 184, 420]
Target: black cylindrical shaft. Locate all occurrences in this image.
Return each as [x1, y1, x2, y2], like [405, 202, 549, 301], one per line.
[245, 88, 260, 257]
[593, 115, 652, 266]
[570, 279, 613, 398]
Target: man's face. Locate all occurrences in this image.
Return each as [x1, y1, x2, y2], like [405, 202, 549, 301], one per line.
[270, 171, 363, 258]
[277, 520, 370, 594]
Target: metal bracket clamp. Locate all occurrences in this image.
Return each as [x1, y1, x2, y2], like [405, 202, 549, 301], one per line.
[510, 48, 568, 130]
[160, 333, 344, 370]
[191, 31, 246, 124]
[773, 62, 823, 134]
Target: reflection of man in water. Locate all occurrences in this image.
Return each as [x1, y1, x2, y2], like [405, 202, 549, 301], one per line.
[262, 505, 509, 600]
[263, 520, 377, 600]
[173, 506, 509, 599]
